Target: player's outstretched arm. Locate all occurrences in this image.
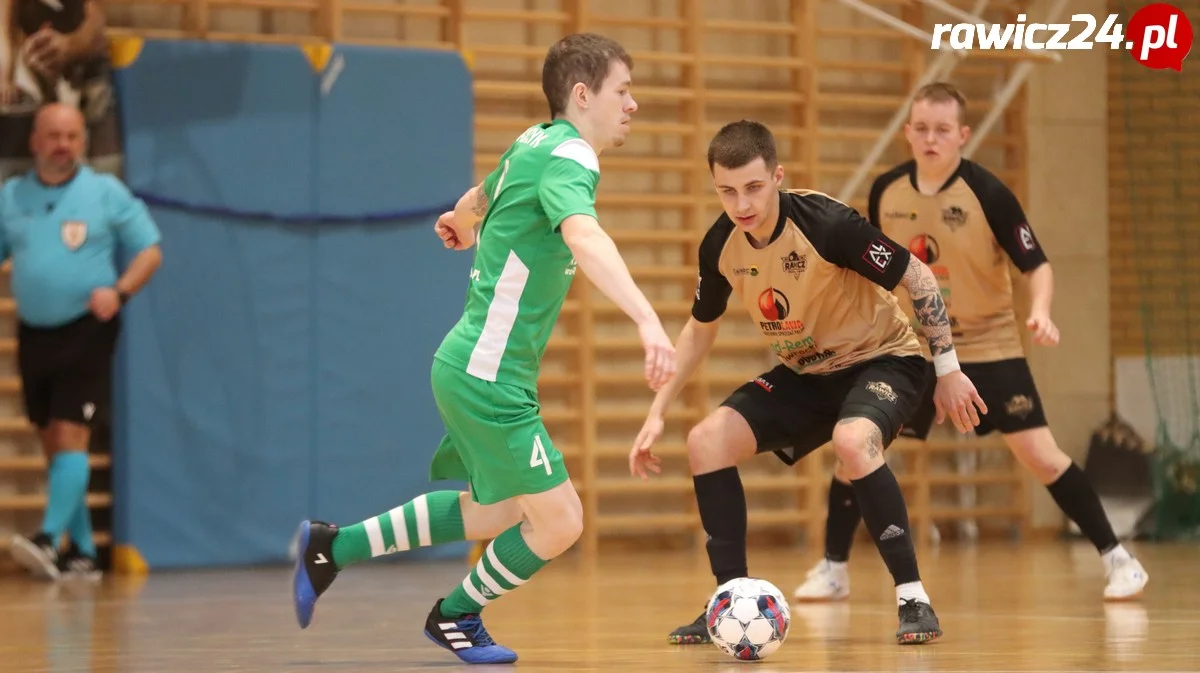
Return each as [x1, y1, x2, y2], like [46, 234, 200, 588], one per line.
[898, 255, 987, 433]
[629, 317, 719, 480]
[1025, 263, 1059, 346]
[435, 183, 489, 250]
[645, 318, 719, 418]
[560, 213, 675, 392]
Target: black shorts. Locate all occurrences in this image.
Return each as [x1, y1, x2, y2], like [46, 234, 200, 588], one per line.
[721, 355, 929, 466]
[17, 313, 120, 429]
[900, 358, 1048, 440]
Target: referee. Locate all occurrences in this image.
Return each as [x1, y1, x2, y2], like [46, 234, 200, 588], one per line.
[4, 103, 161, 581]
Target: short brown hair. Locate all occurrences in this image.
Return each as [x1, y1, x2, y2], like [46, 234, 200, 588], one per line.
[911, 81, 968, 123]
[542, 33, 633, 119]
[707, 120, 778, 172]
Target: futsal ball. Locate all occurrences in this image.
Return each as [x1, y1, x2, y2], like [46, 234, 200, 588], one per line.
[705, 577, 791, 661]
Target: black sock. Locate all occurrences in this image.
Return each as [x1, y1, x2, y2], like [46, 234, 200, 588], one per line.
[851, 464, 920, 586]
[1046, 463, 1120, 553]
[825, 476, 861, 563]
[693, 467, 748, 585]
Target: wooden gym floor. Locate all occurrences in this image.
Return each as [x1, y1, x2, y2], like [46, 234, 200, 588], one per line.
[1, 539, 1194, 672]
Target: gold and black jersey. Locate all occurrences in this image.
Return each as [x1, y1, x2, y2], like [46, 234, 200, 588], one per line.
[692, 189, 921, 375]
[868, 159, 1049, 363]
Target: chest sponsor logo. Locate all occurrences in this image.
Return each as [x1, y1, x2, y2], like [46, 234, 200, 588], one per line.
[756, 287, 805, 334]
[907, 233, 939, 264]
[793, 349, 836, 368]
[731, 265, 759, 277]
[61, 220, 87, 250]
[771, 335, 835, 369]
[780, 251, 806, 278]
[907, 234, 951, 300]
[884, 210, 918, 221]
[862, 239, 896, 273]
[942, 206, 968, 231]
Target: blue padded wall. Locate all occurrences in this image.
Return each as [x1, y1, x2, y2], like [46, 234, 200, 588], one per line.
[111, 39, 475, 569]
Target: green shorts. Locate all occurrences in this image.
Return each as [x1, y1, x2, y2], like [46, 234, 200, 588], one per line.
[428, 358, 568, 505]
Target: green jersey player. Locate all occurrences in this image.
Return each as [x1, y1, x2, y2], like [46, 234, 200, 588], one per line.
[291, 33, 676, 666]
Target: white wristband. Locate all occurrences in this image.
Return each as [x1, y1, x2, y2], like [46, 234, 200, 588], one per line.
[933, 350, 960, 377]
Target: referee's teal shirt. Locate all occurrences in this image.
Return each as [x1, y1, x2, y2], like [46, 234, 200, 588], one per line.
[0, 167, 161, 327]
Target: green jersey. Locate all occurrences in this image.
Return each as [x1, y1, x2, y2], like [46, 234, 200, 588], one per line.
[435, 119, 600, 391]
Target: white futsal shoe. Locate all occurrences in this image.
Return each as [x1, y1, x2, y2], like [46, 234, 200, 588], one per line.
[1103, 546, 1149, 601]
[793, 558, 850, 602]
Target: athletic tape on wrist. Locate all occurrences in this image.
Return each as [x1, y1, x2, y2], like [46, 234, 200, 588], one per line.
[933, 350, 960, 377]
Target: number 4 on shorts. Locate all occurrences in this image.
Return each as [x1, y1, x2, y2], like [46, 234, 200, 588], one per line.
[530, 434, 552, 475]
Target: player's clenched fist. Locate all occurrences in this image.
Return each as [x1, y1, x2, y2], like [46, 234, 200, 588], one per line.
[434, 211, 475, 251]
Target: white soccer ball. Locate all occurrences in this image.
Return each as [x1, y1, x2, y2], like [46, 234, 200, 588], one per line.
[705, 577, 791, 661]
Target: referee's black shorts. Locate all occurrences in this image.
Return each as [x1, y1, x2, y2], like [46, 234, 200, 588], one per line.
[17, 313, 120, 429]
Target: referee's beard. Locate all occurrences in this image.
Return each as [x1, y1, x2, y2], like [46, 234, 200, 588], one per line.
[35, 155, 82, 185]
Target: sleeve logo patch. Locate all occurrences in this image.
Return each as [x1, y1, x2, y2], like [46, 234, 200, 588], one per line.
[863, 239, 895, 272]
[1016, 223, 1036, 252]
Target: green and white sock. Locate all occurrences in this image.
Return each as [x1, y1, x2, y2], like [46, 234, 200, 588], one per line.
[330, 491, 464, 569]
[440, 524, 548, 618]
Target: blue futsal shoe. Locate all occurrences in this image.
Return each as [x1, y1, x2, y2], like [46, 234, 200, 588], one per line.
[292, 520, 340, 629]
[423, 598, 518, 664]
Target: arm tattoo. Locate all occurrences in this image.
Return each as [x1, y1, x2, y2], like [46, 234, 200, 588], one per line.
[471, 186, 490, 218]
[900, 256, 953, 356]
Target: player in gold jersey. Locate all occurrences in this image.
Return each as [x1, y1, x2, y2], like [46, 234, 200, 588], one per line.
[632, 120, 989, 645]
[791, 82, 1149, 605]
